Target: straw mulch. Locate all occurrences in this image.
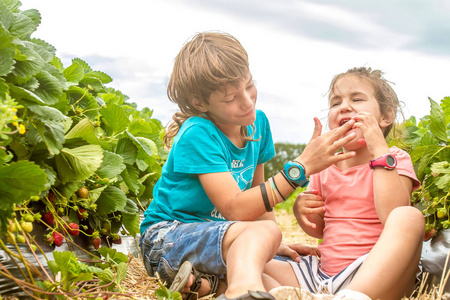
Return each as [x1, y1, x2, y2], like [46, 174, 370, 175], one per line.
[116, 210, 449, 300]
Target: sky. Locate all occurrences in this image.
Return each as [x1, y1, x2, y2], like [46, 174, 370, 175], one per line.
[20, 0, 450, 144]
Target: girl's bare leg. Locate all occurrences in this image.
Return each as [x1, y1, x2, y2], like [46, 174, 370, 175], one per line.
[344, 206, 424, 300]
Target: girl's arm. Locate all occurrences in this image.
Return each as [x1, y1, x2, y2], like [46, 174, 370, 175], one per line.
[373, 165, 414, 224]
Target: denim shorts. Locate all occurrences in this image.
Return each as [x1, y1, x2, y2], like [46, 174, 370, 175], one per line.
[139, 220, 236, 285]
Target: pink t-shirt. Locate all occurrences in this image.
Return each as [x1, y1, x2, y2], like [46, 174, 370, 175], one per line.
[308, 146, 420, 276]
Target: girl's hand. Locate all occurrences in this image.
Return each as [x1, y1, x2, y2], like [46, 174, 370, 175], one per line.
[298, 118, 356, 176]
[352, 112, 389, 157]
[277, 242, 321, 262]
[293, 190, 325, 229]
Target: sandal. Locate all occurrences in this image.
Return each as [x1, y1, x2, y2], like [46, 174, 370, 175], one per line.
[169, 260, 220, 300]
[215, 291, 275, 300]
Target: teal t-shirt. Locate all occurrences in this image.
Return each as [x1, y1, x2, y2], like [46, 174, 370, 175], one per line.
[140, 110, 275, 234]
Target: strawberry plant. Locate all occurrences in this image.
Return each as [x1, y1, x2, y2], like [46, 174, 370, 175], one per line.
[390, 97, 450, 232]
[0, 0, 166, 297]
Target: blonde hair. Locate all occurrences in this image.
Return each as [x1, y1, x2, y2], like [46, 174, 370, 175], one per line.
[164, 31, 254, 147]
[329, 67, 401, 137]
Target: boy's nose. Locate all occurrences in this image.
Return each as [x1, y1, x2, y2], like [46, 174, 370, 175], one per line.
[241, 91, 254, 108]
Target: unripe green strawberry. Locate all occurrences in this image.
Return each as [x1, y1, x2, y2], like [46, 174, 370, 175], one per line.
[437, 209, 447, 219]
[23, 214, 35, 222]
[16, 234, 25, 243]
[7, 220, 18, 233]
[21, 221, 33, 233]
[6, 232, 16, 244]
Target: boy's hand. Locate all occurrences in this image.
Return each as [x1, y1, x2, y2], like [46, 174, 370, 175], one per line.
[293, 190, 325, 229]
[299, 118, 356, 176]
[352, 112, 390, 157]
[277, 242, 321, 262]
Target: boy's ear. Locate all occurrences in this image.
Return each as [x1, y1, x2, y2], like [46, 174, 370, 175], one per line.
[188, 98, 208, 113]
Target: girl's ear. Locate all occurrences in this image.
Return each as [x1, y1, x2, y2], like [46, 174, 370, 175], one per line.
[380, 110, 395, 128]
[188, 98, 208, 113]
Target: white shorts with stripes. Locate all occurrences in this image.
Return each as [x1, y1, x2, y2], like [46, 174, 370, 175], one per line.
[287, 254, 368, 294]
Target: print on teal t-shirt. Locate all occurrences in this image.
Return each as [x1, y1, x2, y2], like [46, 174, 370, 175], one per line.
[140, 110, 275, 234]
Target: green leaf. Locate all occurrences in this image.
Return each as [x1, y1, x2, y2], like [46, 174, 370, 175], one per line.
[21, 9, 41, 29]
[96, 186, 127, 215]
[29, 120, 65, 155]
[429, 98, 448, 142]
[435, 174, 450, 190]
[121, 212, 140, 237]
[22, 40, 52, 63]
[65, 118, 99, 144]
[97, 150, 125, 179]
[121, 165, 142, 195]
[9, 84, 46, 105]
[430, 161, 450, 174]
[9, 12, 37, 40]
[0, 161, 47, 209]
[115, 137, 137, 165]
[115, 262, 128, 285]
[411, 145, 443, 179]
[12, 41, 45, 79]
[25, 101, 67, 122]
[63, 62, 85, 85]
[54, 145, 103, 184]
[72, 57, 91, 73]
[83, 70, 112, 84]
[100, 104, 130, 135]
[0, 1, 14, 30]
[0, 23, 15, 76]
[34, 70, 64, 105]
[98, 268, 115, 286]
[80, 76, 105, 93]
[122, 198, 138, 215]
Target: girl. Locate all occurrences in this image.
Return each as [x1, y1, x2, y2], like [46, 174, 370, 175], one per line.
[266, 67, 425, 300]
[139, 32, 358, 300]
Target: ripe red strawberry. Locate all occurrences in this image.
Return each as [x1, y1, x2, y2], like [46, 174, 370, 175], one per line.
[53, 232, 64, 247]
[47, 192, 56, 203]
[42, 211, 56, 227]
[77, 208, 88, 220]
[67, 223, 80, 236]
[111, 236, 122, 244]
[92, 237, 101, 250]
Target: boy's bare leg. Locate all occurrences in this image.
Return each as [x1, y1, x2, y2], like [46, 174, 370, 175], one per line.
[344, 206, 424, 300]
[221, 220, 283, 298]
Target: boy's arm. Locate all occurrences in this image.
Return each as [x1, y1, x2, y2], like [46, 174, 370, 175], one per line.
[252, 164, 277, 222]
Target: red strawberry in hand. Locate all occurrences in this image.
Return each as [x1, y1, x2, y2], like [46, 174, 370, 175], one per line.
[67, 223, 80, 236]
[92, 237, 101, 250]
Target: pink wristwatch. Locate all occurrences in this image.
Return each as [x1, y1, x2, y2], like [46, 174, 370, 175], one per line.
[369, 154, 397, 170]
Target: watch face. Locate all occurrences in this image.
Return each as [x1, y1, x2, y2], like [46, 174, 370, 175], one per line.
[386, 155, 395, 166]
[288, 166, 301, 179]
